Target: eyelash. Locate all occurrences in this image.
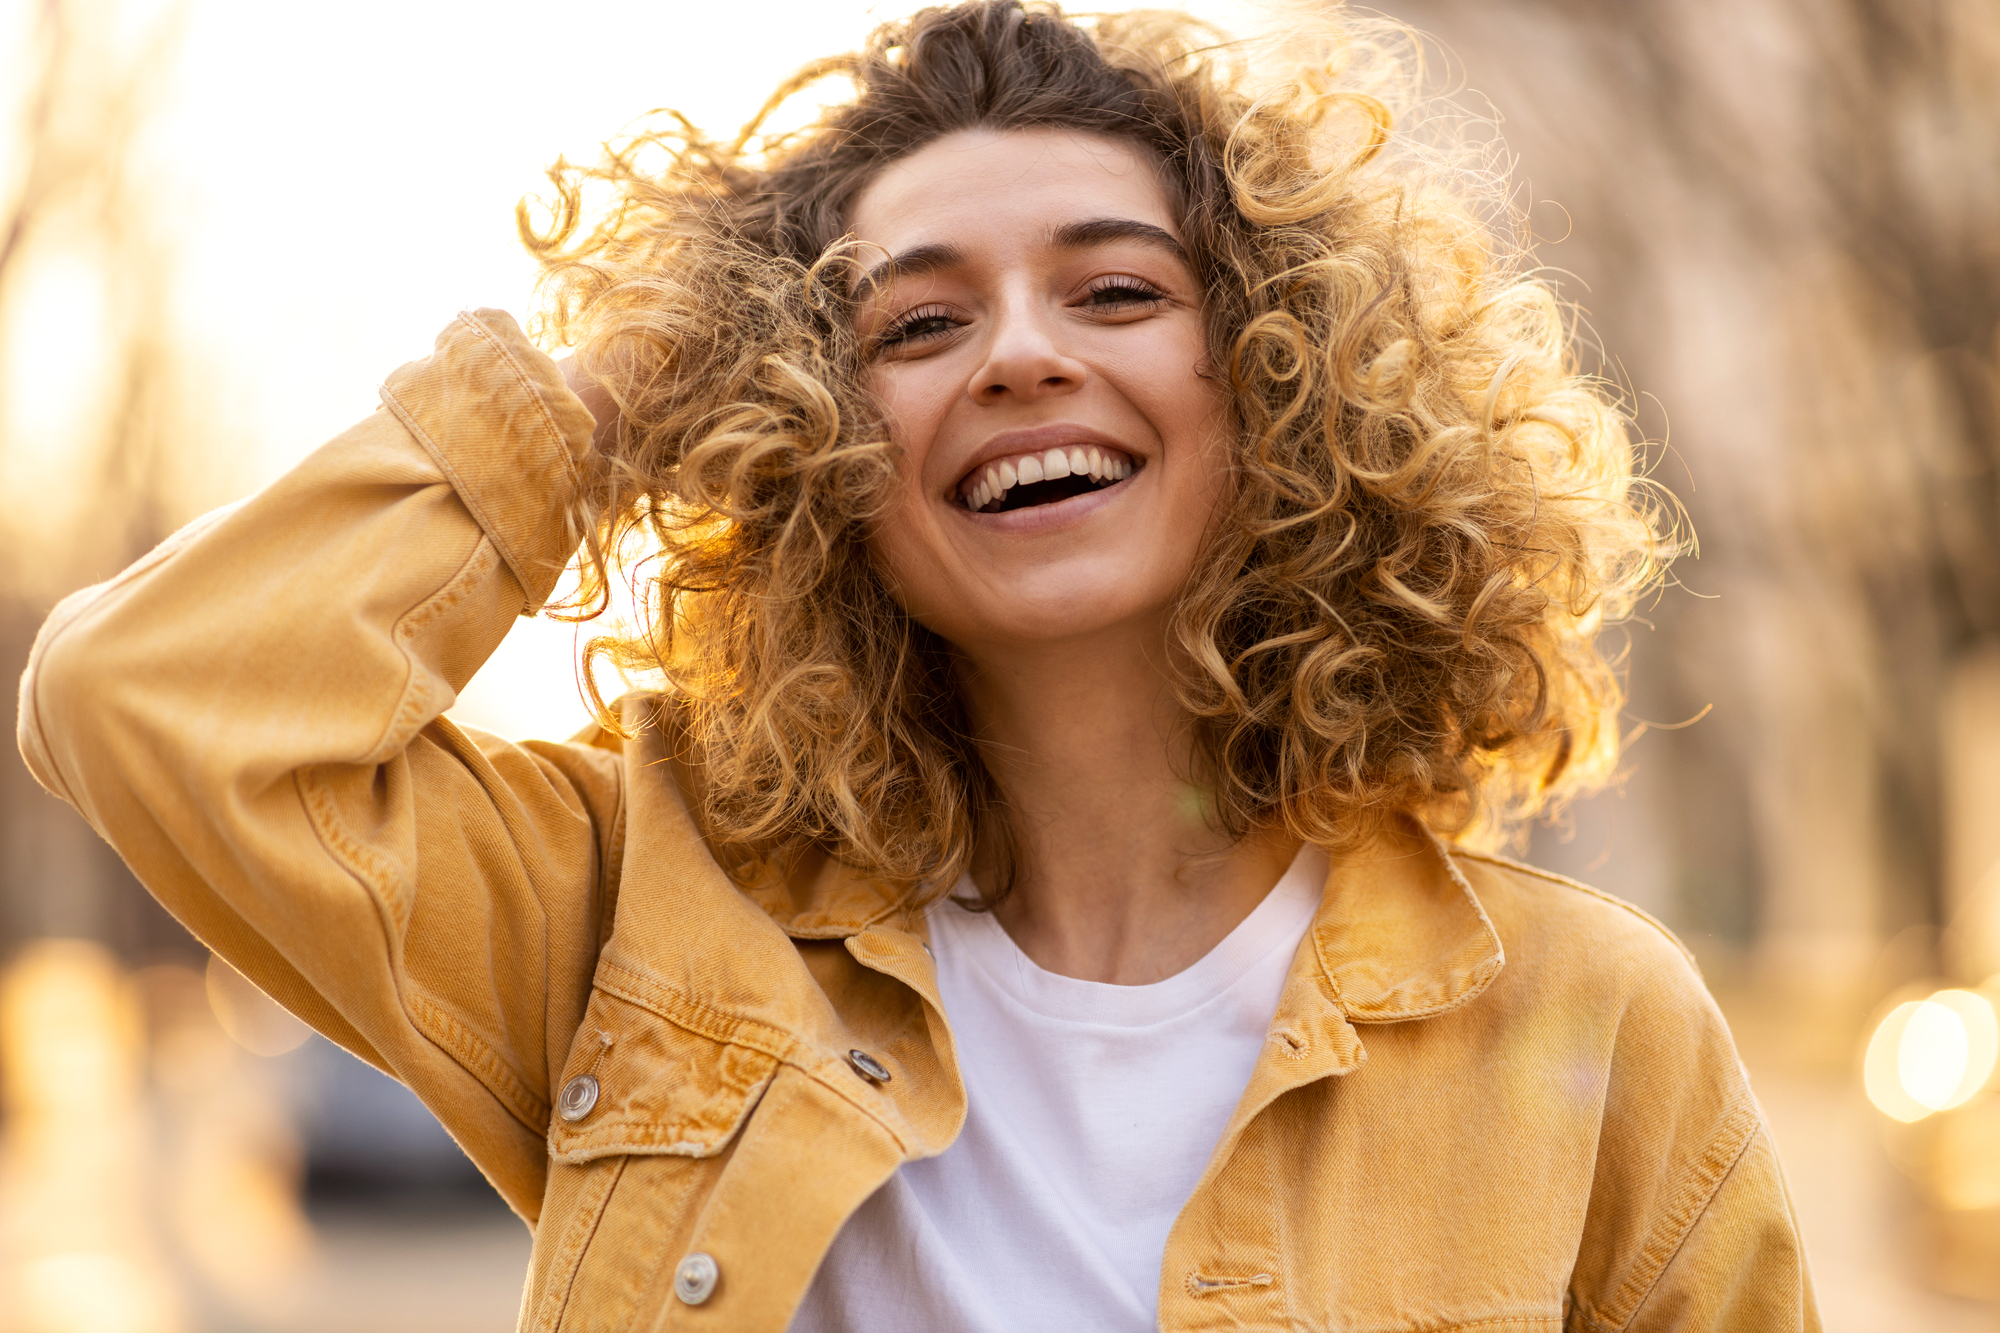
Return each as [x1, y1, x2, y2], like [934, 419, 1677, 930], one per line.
[873, 277, 1170, 349]
[1081, 276, 1167, 309]
[877, 304, 958, 348]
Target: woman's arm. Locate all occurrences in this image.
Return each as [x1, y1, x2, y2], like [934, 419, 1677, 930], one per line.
[16, 309, 614, 1222]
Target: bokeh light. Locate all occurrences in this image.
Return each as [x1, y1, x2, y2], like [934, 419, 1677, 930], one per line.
[0, 941, 185, 1333]
[204, 951, 312, 1058]
[1865, 987, 2000, 1122]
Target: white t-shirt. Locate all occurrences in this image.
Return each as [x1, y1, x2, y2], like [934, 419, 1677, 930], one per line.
[791, 843, 1328, 1333]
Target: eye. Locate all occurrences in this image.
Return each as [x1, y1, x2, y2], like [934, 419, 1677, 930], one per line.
[1079, 276, 1168, 311]
[875, 303, 962, 351]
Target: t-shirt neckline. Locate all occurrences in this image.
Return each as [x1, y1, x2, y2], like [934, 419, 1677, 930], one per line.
[927, 842, 1328, 1029]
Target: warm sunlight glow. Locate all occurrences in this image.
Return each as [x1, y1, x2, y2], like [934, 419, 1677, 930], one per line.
[1867, 1002, 1933, 1122]
[0, 246, 112, 560]
[0, 0, 1270, 739]
[1865, 988, 2000, 1122]
[0, 941, 184, 1333]
[1927, 988, 2000, 1109]
[1901, 1000, 1969, 1109]
[17, 1252, 178, 1333]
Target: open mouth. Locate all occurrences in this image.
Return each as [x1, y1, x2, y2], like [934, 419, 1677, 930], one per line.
[958, 444, 1137, 514]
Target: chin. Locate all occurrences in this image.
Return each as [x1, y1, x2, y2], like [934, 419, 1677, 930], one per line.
[939, 585, 1171, 651]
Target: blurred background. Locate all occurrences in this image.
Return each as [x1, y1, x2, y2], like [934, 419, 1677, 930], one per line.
[0, 0, 1996, 1327]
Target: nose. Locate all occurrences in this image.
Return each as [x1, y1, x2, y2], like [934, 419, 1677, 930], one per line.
[968, 292, 1088, 406]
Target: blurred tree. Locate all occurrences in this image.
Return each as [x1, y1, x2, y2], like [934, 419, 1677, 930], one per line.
[1395, 0, 2000, 1003]
[0, 0, 199, 963]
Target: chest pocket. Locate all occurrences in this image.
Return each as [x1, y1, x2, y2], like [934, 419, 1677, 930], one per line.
[547, 985, 780, 1163]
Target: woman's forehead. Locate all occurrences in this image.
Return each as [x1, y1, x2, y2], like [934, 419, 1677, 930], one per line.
[847, 127, 1181, 260]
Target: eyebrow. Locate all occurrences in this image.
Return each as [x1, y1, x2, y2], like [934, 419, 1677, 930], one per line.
[1048, 216, 1188, 265]
[853, 241, 966, 299]
[851, 216, 1189, 299]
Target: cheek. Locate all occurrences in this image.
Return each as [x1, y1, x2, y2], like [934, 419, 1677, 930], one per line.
[1136, 356, 1234, 518]
[1106, 317, 1229, 439]
[868, 363, 957, 477]
[1163, 446, 1232, 580]
[861, 374, 947, 609]
[861, 449, 956, 627]
[865, 501, 926, 608]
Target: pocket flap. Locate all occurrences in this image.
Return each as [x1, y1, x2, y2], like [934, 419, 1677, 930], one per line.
[549, 987, 779, 1164]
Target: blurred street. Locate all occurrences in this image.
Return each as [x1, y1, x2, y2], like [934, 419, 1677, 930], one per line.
[210, 1202, 528, 1333]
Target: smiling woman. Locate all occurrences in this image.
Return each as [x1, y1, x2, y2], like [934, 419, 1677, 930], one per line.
[20, 2, 1817, 1330]
[532, 3, 1661, 910]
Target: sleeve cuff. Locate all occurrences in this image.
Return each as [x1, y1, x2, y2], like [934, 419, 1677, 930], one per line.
[378, 308, 597, 613]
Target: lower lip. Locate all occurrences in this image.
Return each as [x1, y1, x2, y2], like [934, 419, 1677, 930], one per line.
[953, 472, 1137, 531]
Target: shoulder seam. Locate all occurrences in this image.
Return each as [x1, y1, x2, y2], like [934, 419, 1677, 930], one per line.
[1575, 1097, 1765, 1332]
[1449, 848, 1697, 971]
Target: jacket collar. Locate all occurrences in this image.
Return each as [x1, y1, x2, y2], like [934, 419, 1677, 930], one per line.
[744, 848, 908, 939]
[754, 815, 1504, 1026]
[1304, 819, 1505, 1023]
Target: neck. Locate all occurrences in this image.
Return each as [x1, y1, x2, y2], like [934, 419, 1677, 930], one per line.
[956, 620, 1301, 985]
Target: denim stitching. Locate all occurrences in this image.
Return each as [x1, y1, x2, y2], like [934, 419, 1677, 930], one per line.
[591, 962, 919, 1154]
[363, 534, 496, 766]
[379, 379, 536, 611]
[1590, 1096, 1763, 1330]
[532, 1154, 628, 1333]
[1450, 848, 1698, 972]
[298, 770, 412, 932]
[378, 309, 572, 612]
[595, 773, 628, 953]
[409, 989, 551, 1132]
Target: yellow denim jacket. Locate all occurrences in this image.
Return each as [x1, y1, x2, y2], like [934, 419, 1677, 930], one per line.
[18, 311, 1818, 1332]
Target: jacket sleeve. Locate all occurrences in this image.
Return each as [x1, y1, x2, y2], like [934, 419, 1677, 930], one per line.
[15, 309, 618, 1224]
[1565, 941, 1821, 1333]
[1617, 1125, 1819, 1331]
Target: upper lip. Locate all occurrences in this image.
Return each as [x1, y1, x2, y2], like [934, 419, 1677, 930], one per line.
[949, 423, 1139, 497]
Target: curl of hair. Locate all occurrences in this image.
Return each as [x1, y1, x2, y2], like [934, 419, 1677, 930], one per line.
[522, 0, 1674, 901]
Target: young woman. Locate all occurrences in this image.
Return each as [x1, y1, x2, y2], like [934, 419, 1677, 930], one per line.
[18, 2, 1817, 1329]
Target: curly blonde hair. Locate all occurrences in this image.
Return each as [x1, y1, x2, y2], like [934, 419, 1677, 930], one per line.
[524, 0, 1669, 900]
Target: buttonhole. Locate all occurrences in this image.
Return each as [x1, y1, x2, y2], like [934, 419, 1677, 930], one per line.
[1186, 1272, 1275, 1296]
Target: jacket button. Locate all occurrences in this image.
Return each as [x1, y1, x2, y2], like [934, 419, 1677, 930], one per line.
[557, 1074, 600, 1122]
[846, 1049, 891, 1084]
[674, 1251, 720, 1305]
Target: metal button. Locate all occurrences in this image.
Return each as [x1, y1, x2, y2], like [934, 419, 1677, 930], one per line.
[846, 1049, 891, 1084]
[674, 1251, 720, 1305]
[557, 1073, 599, 1122]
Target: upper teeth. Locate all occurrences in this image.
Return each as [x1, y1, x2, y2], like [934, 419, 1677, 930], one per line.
[963, 446, 1134, 511]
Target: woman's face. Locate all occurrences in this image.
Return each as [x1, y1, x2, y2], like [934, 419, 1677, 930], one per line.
[851, 127, 1231, 658]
